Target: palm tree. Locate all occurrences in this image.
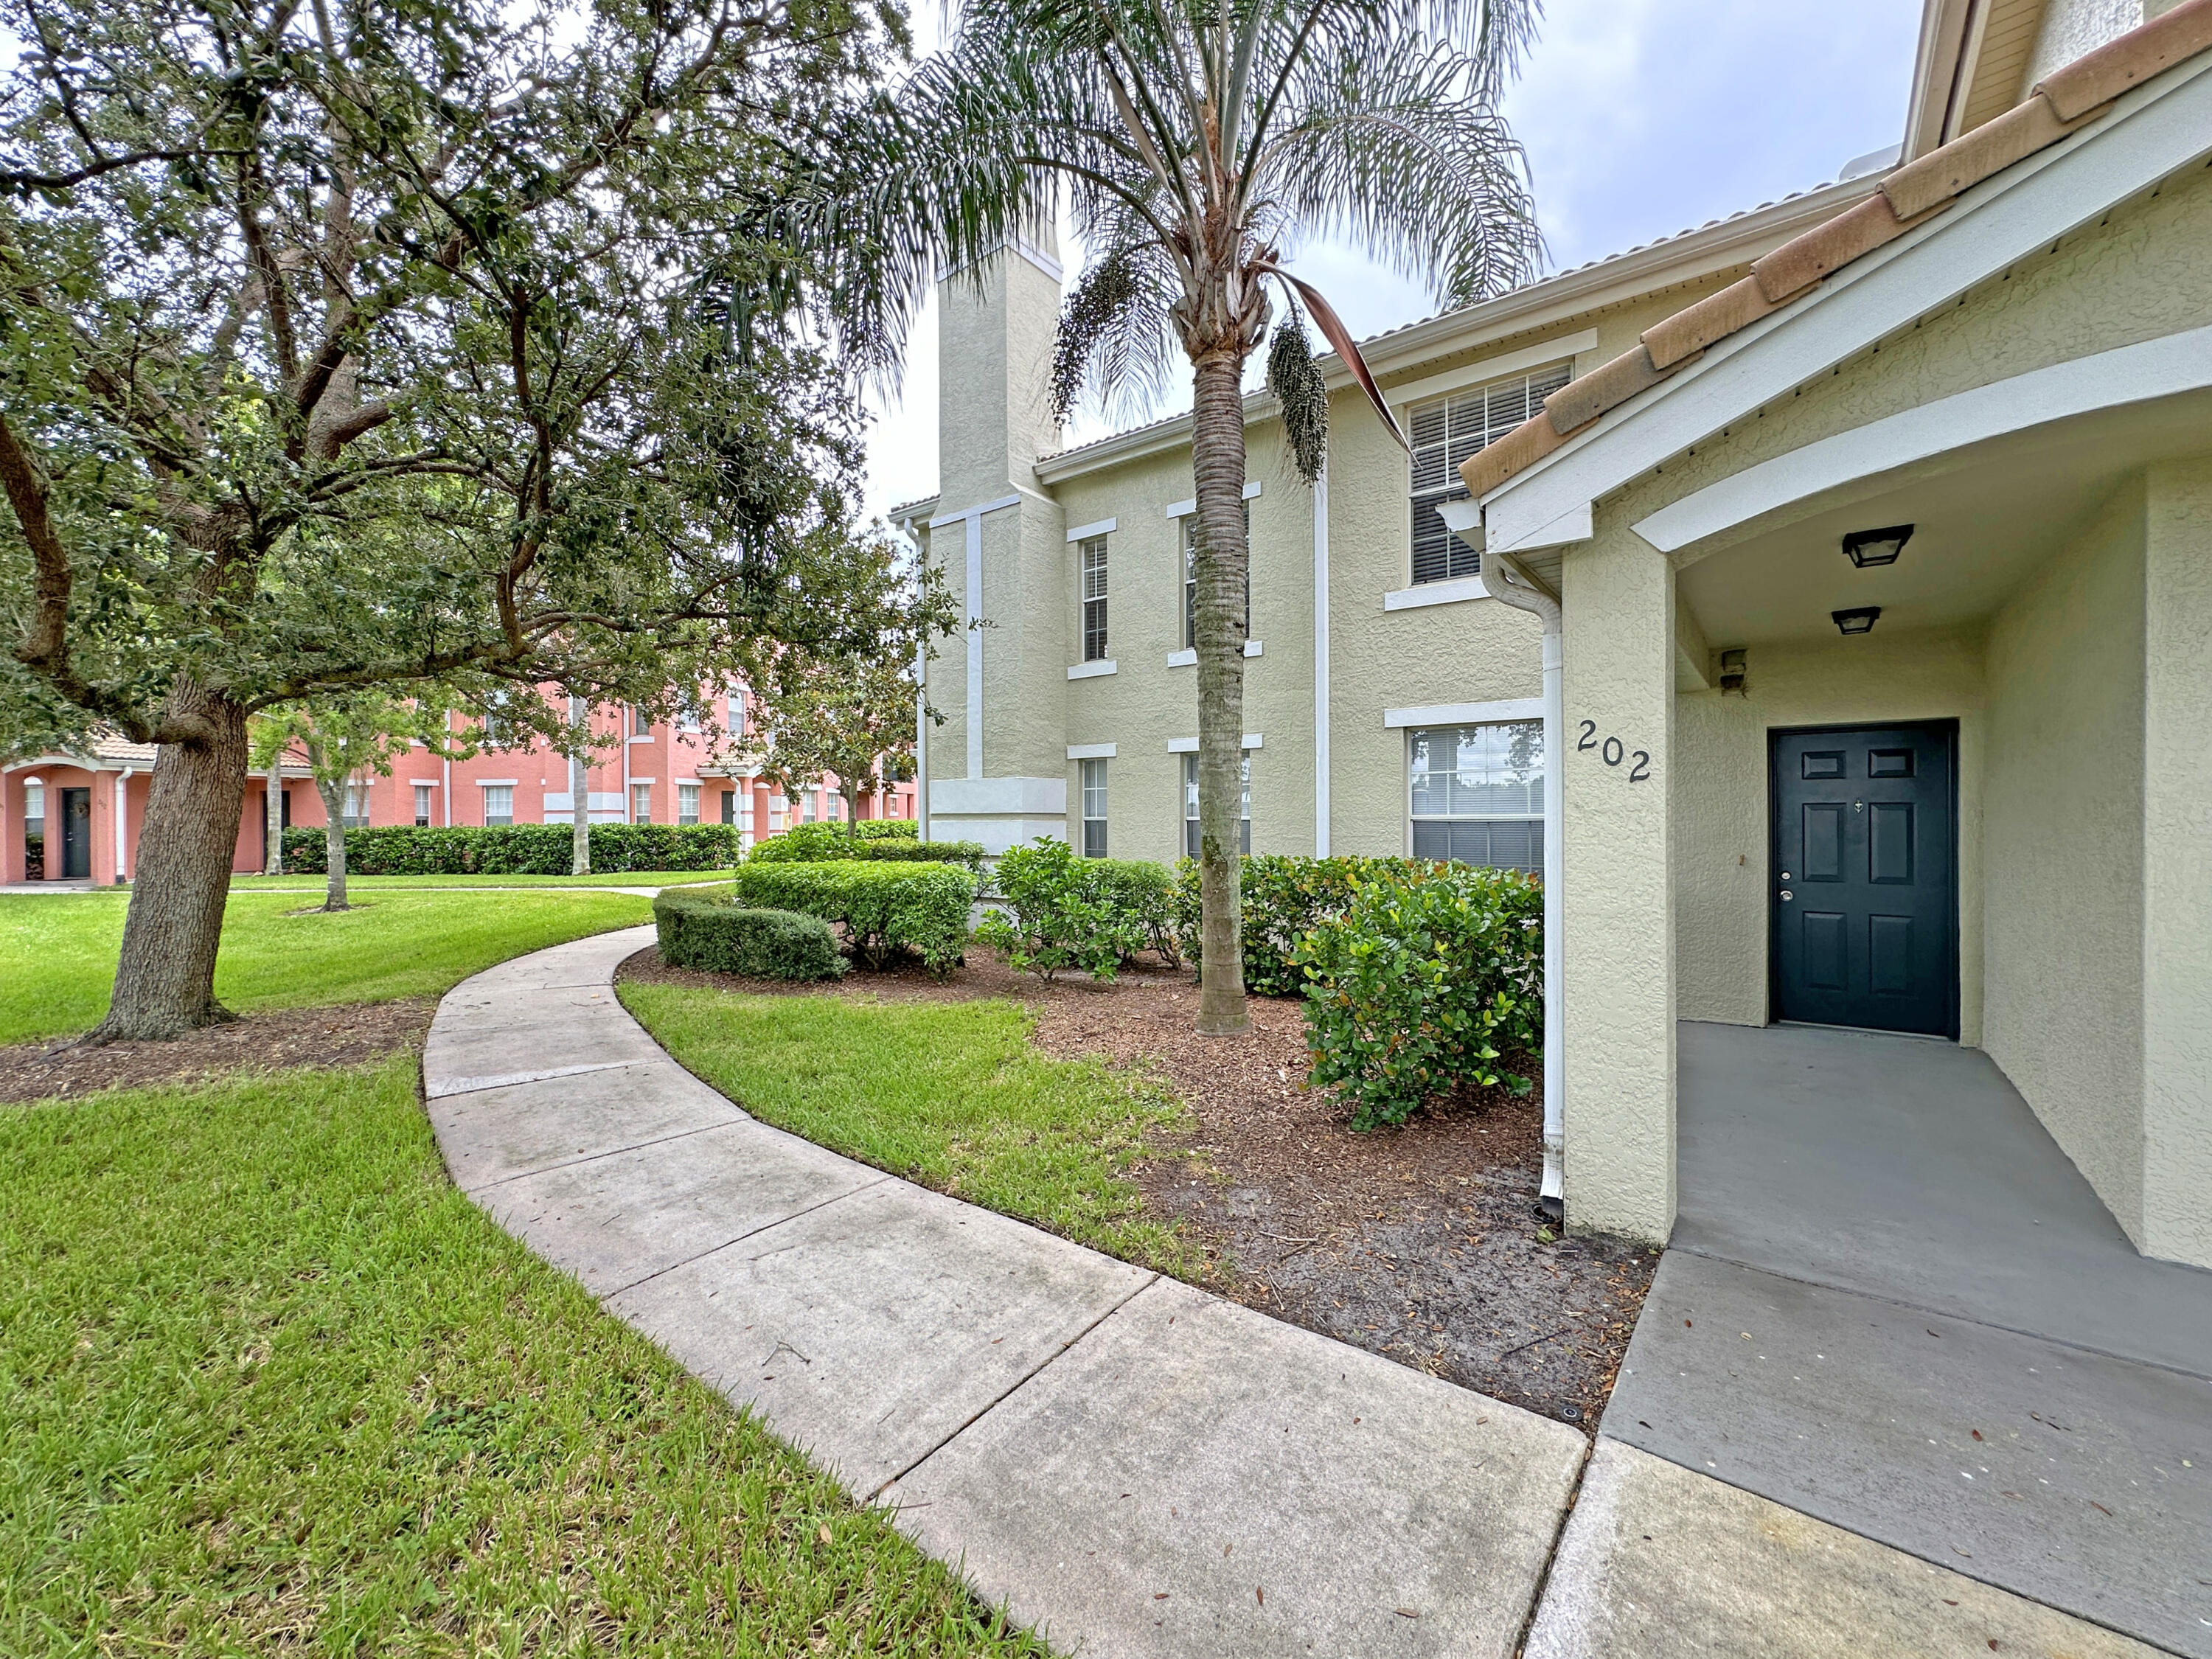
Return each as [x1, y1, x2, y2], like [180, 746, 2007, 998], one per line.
[820, 0, 1542, 1033]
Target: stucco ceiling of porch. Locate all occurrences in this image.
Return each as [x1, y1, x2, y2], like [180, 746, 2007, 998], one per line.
[1671, 386, 2212, 649]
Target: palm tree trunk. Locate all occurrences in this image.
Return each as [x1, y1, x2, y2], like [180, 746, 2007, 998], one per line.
[1190, 349, 1251, 1035]
[95, 681, 251, 1041]
[316, 777, 350, 910]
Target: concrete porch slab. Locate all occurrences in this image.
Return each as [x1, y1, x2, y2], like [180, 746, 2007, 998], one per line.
[606, 1178, 1155, 1495]
[473, 1117, 886, 1295]
[1526, 1439, 2165, 1658]
[429, 1063, 743, 1191]
[883, 1278, 1586, 1659]
[1604, 1251, 2212, 1655]
[1674, 1020, 2212, 1376]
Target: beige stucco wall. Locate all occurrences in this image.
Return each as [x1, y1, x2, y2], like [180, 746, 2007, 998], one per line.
[1983, 482, 2148, 1237]
[1674, 626, 1989, 1042]
[2140, 456, 2212, 1268]
[1051, 424, 1321, 863]
[1559, 527, 1677, 1245]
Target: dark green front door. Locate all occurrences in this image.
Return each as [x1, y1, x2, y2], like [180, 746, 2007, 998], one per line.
[1770, 723, 1957, 1037]
[58, 787, 91, 880]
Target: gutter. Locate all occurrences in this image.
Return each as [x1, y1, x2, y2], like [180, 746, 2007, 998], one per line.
[1030, 177, 1878, 487]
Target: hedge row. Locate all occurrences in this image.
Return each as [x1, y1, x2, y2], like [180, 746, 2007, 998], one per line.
[750, 821, 985, 871]
[1168, 854, 1420, 996]
[278, 822, 740, 874]
[652, 886, 843, 980]
[728, 859, 976, 975]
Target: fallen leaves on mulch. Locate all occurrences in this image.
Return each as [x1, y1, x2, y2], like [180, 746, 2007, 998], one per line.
[619, 947, 1657, 1428]
[0, 1001, 434, 1103]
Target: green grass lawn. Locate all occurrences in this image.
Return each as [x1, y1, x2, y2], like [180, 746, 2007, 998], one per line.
[0, 889, 654, 1046]
[620, 983, 1203, 1277]
[0, 1057, 1051, 1656]
[229, 869, 732, 890]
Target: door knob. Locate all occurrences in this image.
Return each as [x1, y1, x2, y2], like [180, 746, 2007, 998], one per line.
[1779, 890, 1793, 901]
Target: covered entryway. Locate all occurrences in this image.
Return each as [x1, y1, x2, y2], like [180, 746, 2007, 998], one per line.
[1604, 1022, 2212, 1655]
[1770, 721, 1956, 1036]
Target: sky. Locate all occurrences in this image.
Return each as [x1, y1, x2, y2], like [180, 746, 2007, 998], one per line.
[860, 0, 1927, 520]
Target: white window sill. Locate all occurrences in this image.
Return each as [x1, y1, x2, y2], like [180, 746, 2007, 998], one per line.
[1166, 641, 1262, 667]
[1383, 574, 1490, 611]
[1067, 658, 1118, 680]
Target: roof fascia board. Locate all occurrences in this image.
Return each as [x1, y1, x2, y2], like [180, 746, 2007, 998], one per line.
[1479, 53, 2212, 560]
[1032, 179, 1877, 487]
[1906, 0, 1981, 159]
[1635, 319, 2212, 556]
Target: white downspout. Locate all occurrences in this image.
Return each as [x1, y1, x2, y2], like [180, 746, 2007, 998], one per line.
[1482, 546, 1567, 1222]
[915, 643, 931, 843]
[114, 768, 133, 883]
[1312, 460, 1330, 856]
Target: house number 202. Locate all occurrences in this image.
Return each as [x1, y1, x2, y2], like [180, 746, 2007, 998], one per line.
[1577, 719, 1651, 782]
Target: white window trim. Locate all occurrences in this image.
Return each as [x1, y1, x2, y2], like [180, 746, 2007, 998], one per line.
[1382, 574, 1491, 611]
[1385, 698, 1544, 730]
[1066, 742, 1118, 759]
[1166, 734, 1262, 753]
[1165, 641, 1260, 668]
[1384, 330, 1598, 413]
[1068, 659, 1118, 679]
[1162, 480, 1262, 518]
[473, 777, 519, 787]
[627, 776, 657, 785]
[1066, 517, 1117, 541]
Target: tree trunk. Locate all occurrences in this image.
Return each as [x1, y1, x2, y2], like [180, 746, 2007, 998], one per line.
[316, 777, 349, 910]
[264, 759, 283, 874]
[844, 785, 860, 846]
[1190, 349, 1251, 1034]
[97, 682, 251, 1041]
[569, 695, 591, 875]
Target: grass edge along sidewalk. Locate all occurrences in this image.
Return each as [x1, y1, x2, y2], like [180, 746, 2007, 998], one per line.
[619, 978, 1207, 1279]
[0, 1055, 1054, 1656]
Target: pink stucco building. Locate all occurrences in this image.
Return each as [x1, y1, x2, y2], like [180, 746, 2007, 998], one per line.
[2, 686, 914, 884]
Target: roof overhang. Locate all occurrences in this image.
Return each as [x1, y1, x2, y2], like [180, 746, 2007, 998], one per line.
[1475, 46, 2212, 565]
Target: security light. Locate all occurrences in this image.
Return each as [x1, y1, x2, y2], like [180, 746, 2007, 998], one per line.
[1832, 607, 1881, 636]
[1842, 524, 1913, 567]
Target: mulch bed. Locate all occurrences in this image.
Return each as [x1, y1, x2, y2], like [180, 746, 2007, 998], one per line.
[619, 947, 1656, 1428]
[0, 1001, 435, 1104]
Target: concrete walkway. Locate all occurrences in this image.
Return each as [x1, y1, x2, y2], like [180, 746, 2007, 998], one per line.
[425, 932, 2170, 1658]
[1607, 1022, 2211, 1656]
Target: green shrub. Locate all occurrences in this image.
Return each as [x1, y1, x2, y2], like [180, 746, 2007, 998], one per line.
[653, 887, 844, 980]
[750, 823, 984, 872]
[1091, 858, 1180, 966]
[728, 860, 976, 975]
[279, 822, 739, 875]
[1170, 853, 1414, 996]
[1293, 863, 1543, 1130]
[975, 841, 1138, 983]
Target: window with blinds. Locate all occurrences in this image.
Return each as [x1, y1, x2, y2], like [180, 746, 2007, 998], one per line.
[1408, 721, 1544, 872]
[1079, 535, 1109, 661]
[1408, 361, 1573, 585]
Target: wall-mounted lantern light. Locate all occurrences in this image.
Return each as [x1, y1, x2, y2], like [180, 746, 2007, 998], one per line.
[1842, 524, 1913, 567]
[1832, 607, 1881, 636]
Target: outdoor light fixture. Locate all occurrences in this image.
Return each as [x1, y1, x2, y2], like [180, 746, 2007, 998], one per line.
[1832, 607, 1881, 636]
[1842, 524, 1913, 567]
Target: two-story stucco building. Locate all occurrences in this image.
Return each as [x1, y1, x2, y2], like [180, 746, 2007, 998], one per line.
[895, 0, 2212, 1276]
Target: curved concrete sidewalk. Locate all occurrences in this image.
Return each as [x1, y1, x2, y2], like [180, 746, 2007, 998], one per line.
[425, 930, 2171, 1659]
